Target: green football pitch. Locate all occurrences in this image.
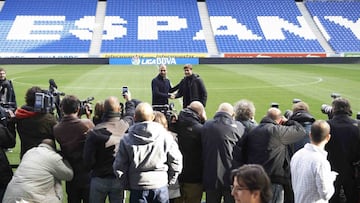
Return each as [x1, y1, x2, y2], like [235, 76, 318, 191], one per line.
[4, 63, 360, 163]
[3, 63, 360, 202]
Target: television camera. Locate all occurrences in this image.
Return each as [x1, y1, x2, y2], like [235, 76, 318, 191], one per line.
[0, 102, 16, 126]
[78, 96, 94, 116]
[34, 79, 65, 120]
[34, 79, 94, 120]
[283, 98, 302, 119]
[320, 93, 342, 119]
[152, 103, 177, 126]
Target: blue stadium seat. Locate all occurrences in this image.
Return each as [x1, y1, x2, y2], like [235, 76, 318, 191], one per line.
[0, 0, 97, 53]
[101, 0, 207, 54]
[206, 0, 324, 53]
[305, 1, 360, 53]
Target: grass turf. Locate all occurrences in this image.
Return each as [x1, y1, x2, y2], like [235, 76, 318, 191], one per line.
[5, 63, 360, 163]
[3, 63, 360, 202]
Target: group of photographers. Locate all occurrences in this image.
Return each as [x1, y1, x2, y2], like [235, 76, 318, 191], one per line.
[0, 64, 359, 203]
[150, 64, 360, 203]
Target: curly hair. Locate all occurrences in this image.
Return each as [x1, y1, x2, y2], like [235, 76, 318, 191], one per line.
[234, 99, 256, 121]
[25, 86, 43, 107]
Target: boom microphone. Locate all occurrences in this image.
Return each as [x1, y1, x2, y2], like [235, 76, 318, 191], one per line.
[48, 79, 65, 96]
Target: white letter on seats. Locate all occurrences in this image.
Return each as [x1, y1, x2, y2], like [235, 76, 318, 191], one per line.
[69, 16, 95, 40]
[7, 15, 65, 40]
[102, 16, 128, 40]
[325, 16, 360, 40]
[258, 16, 316, 40]
[138, 16, 187, 40]
[210, 16, 261, 40]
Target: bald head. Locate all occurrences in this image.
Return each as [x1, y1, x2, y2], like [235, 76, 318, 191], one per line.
[310, 120, 331, 144]
[267, 107, 282, 121]
[104, 96, 120, 113]
[188, 101, 205, 115]
[135, 102, 154, 122]
[188, 101, 206, 121]
[158, 64, 167, 78]
[217, 103, 234, 116]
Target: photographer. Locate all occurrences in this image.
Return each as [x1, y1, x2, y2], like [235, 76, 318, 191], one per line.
[0, 68, 17, 140]
[237, 107, 306, 203]
[0, 68, 16, 111]
[15, 86, 57, 159]
[83, 96, 134, 202]
[287, 101, 315, 156]
[0, 112, 15, 201]
[121, 89, 141, 118]
[325, 98, 360, 203]
[54, 95, 95, 203]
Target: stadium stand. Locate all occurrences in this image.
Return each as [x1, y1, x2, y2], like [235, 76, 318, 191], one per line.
[206, 0, 325, 53]
[0, 0, 98, 54]
[305, 0, 360, 53]
[0, 0, 359, 57]
[100, 0, 208, 54]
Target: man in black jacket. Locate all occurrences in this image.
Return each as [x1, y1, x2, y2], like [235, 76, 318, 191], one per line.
[83, 96, 134, 203]
[0, 68, 17, 141]
[15, 86, 57, 159]
[237, 107, 306, 203]
[325, 98, 360, 203]
[170, 64, 207, 108]
[175, 101, 207, 203]
[201, 103, 245, 203]
[151, 64, 174, 106]
[0, 119, 15, 201]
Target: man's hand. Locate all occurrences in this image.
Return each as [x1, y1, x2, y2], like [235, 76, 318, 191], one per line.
[169, 93, 175, 99]
[85, 103, 92, 119]
[123, 91, 132, 102]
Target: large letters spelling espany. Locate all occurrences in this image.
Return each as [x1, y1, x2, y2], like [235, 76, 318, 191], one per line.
[5, 15, 360, 41]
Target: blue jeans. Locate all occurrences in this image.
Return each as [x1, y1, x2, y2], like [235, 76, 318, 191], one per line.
[130, 185, 169, 203]
[89, 177, 125, 203]
[271, 184, 284, 203]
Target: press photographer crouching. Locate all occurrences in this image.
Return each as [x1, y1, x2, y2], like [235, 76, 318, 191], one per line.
[15, 86, 57, 159]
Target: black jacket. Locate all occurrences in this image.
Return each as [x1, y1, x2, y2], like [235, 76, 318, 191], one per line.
[326, 114, 360, 202]
[83, 113, 131, 178]
[175, 108, 203, 183]
[0, 123, 15, 188]
[0, 79, 17, 110]
[15, 105, 57, 159]
[288, 110, 315, 155]
[151, 74, 171, 105]
[172, 74, 207, 108]
[239, 116, 306, 185]
[201, 112, 245, 190]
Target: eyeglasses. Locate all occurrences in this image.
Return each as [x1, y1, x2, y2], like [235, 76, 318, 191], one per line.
[231, 185, 249, 191]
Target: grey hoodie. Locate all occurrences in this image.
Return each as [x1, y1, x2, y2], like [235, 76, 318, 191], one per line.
[113, 121, 182, 190]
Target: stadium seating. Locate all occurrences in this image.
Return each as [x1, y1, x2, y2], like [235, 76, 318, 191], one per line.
[100, 0, 207, 54]
[0, 0, 97, 53]
[0, 0, 359, 55]
[305, 1, 360, 53]
[206, 0, 324, 53]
